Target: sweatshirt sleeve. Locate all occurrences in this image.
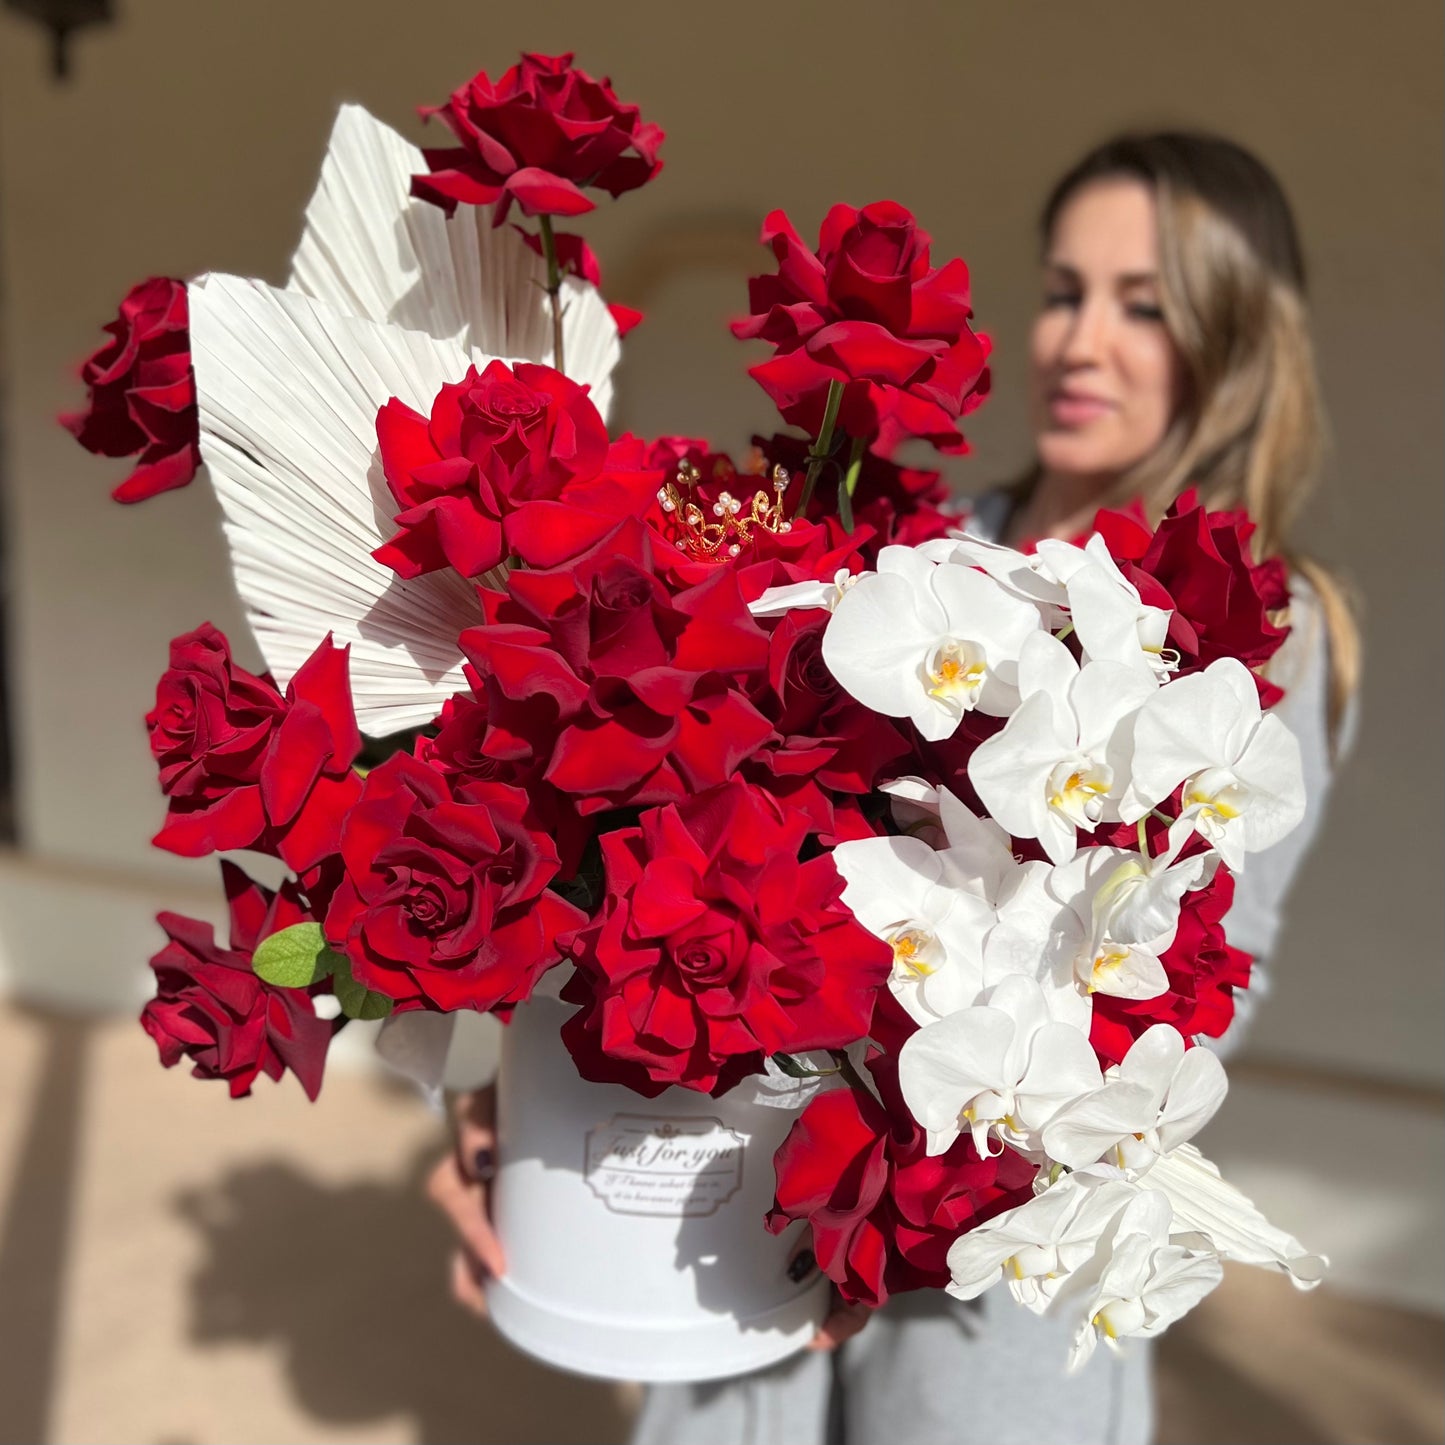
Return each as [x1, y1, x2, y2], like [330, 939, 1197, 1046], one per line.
[1209, 577, 1355, 1056]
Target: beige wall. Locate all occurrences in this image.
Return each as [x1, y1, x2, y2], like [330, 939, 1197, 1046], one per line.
[1, 1, 1441, 1086]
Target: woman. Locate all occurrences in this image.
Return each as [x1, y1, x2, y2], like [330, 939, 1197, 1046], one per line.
[431, 130, 1360, 1445]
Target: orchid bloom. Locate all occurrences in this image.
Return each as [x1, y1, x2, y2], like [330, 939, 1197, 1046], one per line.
[969, 631, 1157, 866]
[1042, 1023, 1228, 1171]
[1048, 821, 1217, 1000]
[1123, 657, 1306, 869]
[833, 830, 998, 1022]
[1037, 535, 1177, 681]
[822, 547, 1043, 741]
[897, 975, 1103, 1156]
[748, 567, 862, 618]
[918, 534, 1070, 627]
[1069, 1190, 1223, 1371]
[945, 1171, 1140, 1312]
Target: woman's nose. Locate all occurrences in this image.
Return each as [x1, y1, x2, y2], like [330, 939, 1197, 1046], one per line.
[1060, 298, 1109, 367]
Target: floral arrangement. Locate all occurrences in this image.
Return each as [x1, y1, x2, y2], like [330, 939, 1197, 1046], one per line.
[66, 51, 1322, 1367]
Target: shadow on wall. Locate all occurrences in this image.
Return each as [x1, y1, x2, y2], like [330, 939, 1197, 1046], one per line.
[171, 1151, 635, 1445]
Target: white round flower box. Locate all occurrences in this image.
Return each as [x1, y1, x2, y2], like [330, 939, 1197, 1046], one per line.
[485, 992, 829, 1382]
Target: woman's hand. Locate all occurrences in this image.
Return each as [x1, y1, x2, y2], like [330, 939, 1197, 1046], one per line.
[426, 1083, 506, 1317]
[786, 1242, 873, 1351]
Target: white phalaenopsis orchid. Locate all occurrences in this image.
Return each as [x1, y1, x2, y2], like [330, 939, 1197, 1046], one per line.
[917, 533, 1070, 627]
[748, 567, 863, 618]
[1048, 820, 1217, 999]
[1123, 656, 1306, 869]
[822, 547, 1043, 741]
[1068, 1190, 1223, 1371]
[837, 789, 1088, 1026]
[1042, 1023, 1228, 1171]
[1036, 534, 1177, 681]
[946, 1171, 1141, 1311]
[969, 631, 1158, 866]
[898, 976, 1103, 1156]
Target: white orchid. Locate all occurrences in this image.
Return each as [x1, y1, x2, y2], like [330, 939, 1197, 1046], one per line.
[834, 831, 998, 1022]
[839, 789, 1087, 1026]
[946, 1171, 1141, 1312]
[1123, 657, 1306, 869]
[821, 547, 1043, 741]
[898, 976, 1103, 1156]
[1068, 1190, 1223, 1371]
[747, 567, 863, 618]
[917, 534, 1070, 627]
[969, 631, 1157, 865]
[1036, 535, 1177, 681]
[1042, 1023, 1228, 1171]
[1048, 821, 1217, 1000]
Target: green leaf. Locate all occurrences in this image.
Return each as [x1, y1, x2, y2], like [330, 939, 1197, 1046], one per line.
[331, 954, 394, 1021]
[252, 923, 339, 990]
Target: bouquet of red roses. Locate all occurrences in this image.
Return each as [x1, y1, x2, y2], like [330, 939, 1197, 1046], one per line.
[68, 51, 1322, 1377]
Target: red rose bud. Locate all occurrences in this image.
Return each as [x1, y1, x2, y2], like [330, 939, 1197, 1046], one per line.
[61, 276, 201, 503]
[733, 203, 991, 459]
[149, 628, 363, 871]
[141, 863, 339, 1100]
[560, 781, 891, 1095]
[324, 753, 583, 1014]
[766, 1051, 1036, 1309]
[412, 52, 664, 224]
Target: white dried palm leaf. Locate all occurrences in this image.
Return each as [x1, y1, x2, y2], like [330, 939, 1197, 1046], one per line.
[189, 273, 486, 736]
[286, 103, 620, 419]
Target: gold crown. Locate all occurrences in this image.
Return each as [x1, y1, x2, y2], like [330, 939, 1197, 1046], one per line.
[656, 459, 795, 560]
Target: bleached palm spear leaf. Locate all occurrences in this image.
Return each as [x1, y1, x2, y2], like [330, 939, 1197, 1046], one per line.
[189, 273, 486, 736]
[286, 103, 621, 420]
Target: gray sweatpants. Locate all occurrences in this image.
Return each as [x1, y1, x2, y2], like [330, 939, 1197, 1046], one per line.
[631, 1288, 1154, 1445]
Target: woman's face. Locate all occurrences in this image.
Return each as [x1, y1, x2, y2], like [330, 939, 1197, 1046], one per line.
[1028, 178, 1185, 487]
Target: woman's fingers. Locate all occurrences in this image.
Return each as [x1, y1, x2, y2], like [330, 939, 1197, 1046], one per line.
[449, 1247, 490, 1317]
[435, 1086, 505, 1276]
[806, 1295, 873, 1352]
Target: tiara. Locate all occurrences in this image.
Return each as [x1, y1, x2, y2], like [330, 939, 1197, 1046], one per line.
[656, 459, 795, 560]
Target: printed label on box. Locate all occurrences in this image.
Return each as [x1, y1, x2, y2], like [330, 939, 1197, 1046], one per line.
[584, 1113, 746, 1217]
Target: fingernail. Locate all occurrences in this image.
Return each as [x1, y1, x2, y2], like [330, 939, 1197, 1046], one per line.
[471, 1147, 496, 1182]
[787, 1249, 816, 1283]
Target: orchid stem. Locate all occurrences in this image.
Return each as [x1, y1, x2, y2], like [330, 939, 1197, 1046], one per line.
[1150, 808, 1177, 827]
[1055, 623, 1075, 643]
[797, 379, 845, 512]
[1137, 818, 1150, 856]
[538, 215, 566, 377]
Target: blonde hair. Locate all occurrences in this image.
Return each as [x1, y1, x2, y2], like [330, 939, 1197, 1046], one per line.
[1038, 132, 1360, 751]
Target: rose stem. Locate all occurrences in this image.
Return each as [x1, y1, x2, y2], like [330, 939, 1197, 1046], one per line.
[797, 379, 845, 512]
[538, 215, 566, 377]
[837, 434, 867, 532]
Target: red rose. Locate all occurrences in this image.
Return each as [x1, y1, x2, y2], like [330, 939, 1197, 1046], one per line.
[1089, 865, 1252, 1066]
[412, 52, 664, 224]
[733, 204, 991, 457]
[150, 628, 363, 872]
[324, 753, 582, 1013]
[560, 782, 892, 1094]
[743, 610, 910, 835]
[372, 360, 615, 580]
[1092, 492, 1291, 705]
[766, 1052, 1036, 1308]
[61, 277, 200, 503]
[462, 520, 774, 814]
[141, 863, 339, 1099]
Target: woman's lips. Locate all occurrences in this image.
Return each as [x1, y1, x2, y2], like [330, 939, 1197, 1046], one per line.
[1047, 392, 1115, 426]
